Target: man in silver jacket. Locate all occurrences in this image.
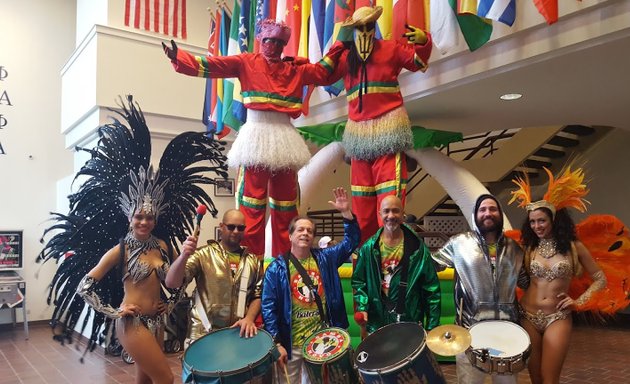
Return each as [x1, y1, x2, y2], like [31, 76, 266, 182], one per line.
[432, 194, 528, 384]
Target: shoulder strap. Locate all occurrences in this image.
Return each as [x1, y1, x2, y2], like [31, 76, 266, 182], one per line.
[286, 252, 329, 327]
[395, 236, 411, 317]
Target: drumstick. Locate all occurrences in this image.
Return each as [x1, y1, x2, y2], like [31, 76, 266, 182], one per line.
[193, 204, 207, 237]
[458, 297, 463, 325]
[283, 365, 290, 384]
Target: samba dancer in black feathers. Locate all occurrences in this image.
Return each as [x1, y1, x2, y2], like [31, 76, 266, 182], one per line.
[38, 96, 227, 383]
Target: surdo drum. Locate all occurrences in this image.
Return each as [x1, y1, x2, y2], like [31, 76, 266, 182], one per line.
[354, 322, 446, 384]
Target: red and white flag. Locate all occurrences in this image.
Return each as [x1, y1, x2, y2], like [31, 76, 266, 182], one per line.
[124, 0, 187, 39]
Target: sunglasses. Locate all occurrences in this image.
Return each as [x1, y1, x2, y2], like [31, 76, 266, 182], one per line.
[224, 224, 246, 232]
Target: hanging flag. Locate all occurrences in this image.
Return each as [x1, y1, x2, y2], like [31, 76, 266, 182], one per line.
[277, 0, 302, 57]
[451, 0, 493, 52]
[323, 0, 355, 96]
[124, 0, 187, 38]
[375, 0, 393, 40]
[213, 7, 231, 134]
[229, 0, 256, 124]
[223, 0, 245, 131]
[533, 0, 558, 25]
[298, 0, 311, 57]
[430, 0, 459, 54]
[477, 0, 516, 26]
[202, 15, 217, 134]
[393, 0, 409, 42]
[309, 0, 326, 61]
[393, 0, 430, 43]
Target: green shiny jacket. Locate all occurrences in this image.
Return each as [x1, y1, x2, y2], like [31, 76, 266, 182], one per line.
[352, 224, 441, 333]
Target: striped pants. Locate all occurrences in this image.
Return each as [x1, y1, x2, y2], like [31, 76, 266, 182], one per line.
[351, 152, 407, 244]
[236, 166, 298, 257]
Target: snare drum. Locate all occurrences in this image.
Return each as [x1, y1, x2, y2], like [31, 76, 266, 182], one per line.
[182, 328, 279, 383]
[354, 322, 446, 384]
[302, 327, 358, 384]
[466, 320, 531, 375]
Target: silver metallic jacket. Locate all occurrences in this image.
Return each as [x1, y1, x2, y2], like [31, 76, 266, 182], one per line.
[184, 240, 263, 341]
[432, 216, 527, 328]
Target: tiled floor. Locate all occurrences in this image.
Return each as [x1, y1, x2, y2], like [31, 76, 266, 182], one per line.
[1, 318, 629, 383]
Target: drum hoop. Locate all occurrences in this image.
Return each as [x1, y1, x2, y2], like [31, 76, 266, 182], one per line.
[355, 323, 428, 374]
[468, 320, 531, 354]
[183, 328, 275, 378]
[304, 347, 351, 365]
[303, 327, 351, 364]
[358, 342, 426, 375]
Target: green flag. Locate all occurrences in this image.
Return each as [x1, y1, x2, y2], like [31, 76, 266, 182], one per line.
[449, 0, 493, 52]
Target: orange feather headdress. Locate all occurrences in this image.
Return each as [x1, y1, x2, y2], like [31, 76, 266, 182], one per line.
[508, 165, 590, 216]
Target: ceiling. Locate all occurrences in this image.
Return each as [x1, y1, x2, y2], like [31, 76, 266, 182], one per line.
[405, 31, 630, 135]
[300, 2, 630, 138]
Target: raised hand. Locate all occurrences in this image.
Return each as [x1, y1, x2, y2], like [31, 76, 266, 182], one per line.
[403, 24, 427, 45]
[328, 187, 352, 219]
[180, 235, 198, 260]
[162, 39, 178, 61]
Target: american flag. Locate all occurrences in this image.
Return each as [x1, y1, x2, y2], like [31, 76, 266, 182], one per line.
[124, 0, 187, 39]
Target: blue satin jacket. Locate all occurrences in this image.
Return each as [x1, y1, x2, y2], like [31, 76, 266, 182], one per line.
[262, 217, 360, 358]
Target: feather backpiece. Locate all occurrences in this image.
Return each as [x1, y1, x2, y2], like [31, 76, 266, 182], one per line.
[38, 96, 228, 351]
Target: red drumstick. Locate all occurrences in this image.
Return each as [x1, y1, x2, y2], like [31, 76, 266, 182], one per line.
[193, 204, 207, 237]
[354, 311, 367, 325]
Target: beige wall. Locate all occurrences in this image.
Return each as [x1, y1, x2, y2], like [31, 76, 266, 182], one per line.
[0, 0, 76, 323]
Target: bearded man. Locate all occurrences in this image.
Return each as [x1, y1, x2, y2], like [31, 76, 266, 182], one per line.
[432, 194, 529, 384]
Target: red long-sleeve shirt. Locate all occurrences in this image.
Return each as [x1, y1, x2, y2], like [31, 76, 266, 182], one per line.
[172, 49, 335, 119]
[323, 35, 432, 122]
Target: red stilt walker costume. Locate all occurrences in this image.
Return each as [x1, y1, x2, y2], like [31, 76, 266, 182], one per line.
[164, 20, 340, 257]
[323, 6, 433, 244]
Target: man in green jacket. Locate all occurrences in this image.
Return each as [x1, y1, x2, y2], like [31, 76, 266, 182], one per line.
[352, 195, 441, 334]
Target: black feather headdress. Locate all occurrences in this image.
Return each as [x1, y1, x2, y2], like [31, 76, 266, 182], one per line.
[38, 96, 228, 351]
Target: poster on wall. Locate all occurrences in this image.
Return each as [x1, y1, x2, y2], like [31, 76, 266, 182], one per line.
[0, 230, 23, 270]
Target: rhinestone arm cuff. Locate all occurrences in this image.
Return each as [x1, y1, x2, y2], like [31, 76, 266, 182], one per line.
[76, 275, 121, 319]
[575, 270, 607, 307]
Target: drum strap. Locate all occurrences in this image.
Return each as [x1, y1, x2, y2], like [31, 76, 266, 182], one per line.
[285, 252, 329, 327]
[195, 290, 212, 332]
[395, 245, 411, 318]
[236, 256, 250, 318]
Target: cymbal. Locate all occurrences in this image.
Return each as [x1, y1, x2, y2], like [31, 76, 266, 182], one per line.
[426, 324, 471, 356]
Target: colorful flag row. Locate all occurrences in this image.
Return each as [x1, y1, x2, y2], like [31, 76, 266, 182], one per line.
[198, 0, 568, 135]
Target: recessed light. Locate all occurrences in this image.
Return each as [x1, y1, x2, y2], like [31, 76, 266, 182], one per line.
[500, 93, 522, 101]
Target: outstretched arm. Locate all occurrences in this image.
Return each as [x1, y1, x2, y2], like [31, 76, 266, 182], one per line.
[327, 187, 354, 220]
[162, 39, 178, 61]
[399, 25, 432, 73]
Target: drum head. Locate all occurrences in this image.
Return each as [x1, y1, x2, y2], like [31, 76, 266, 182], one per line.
[355, 322, 426, 371]
[303, 327, 350, 363]
[184, 328, 273, 374]
[469, 320, 530, 357]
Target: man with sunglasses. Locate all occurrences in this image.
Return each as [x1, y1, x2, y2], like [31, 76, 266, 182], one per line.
[166, 209, 264, 350]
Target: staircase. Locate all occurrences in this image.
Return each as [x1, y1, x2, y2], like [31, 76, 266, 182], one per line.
[307, 125, 606, 243]
[417, 125, 601, 235]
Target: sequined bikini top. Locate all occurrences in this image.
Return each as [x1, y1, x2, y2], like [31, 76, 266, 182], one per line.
[530, 259, 573, 282]
[122, 233, 171, 284]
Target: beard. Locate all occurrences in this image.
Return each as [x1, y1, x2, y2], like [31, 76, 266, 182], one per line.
[476, 216, 501, 234]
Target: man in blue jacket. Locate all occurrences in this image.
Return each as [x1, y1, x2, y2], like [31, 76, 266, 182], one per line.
[262, 187, 360, 383]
